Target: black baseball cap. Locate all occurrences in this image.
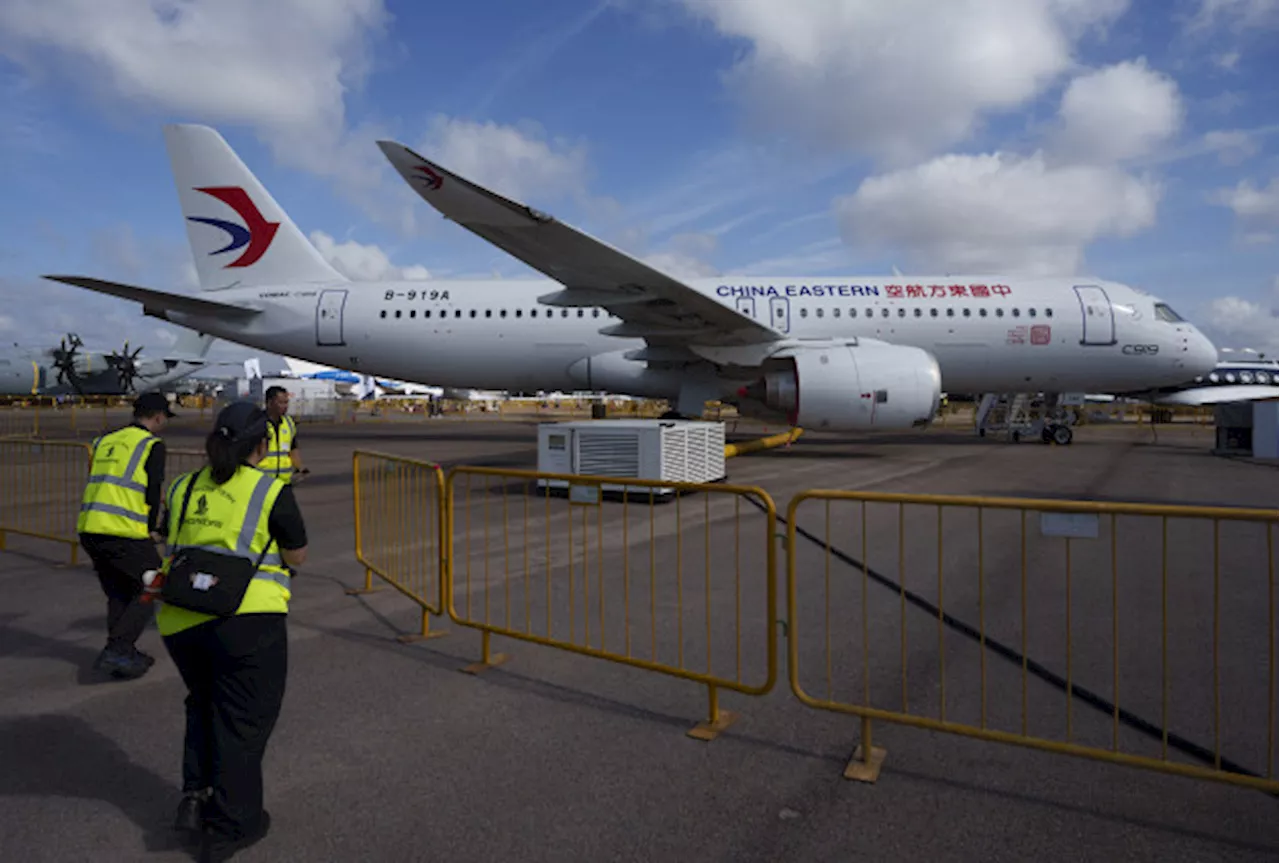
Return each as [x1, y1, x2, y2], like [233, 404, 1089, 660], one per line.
[214, 400, 269, 443]
[133, 392, 177, 418]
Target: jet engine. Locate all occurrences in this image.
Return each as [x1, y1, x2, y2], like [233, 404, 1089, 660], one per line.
[737, 343, 942, 431]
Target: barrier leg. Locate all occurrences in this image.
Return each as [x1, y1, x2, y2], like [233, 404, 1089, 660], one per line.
[345, 567, 385, 596]
[687, 683, 737, 741]
[397, 609, 448, 644]
[461, 630, 508, 675]
[844, 716, 886, 782]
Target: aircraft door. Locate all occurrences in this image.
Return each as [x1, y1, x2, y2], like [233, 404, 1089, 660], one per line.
[1073, 285, 1115, 346]
[316, 289, 348, 347]
[735, 296, 757, 319]
[769, 296, 791, 333]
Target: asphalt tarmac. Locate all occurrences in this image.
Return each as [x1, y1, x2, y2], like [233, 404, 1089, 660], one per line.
[0, 415, 1275, 862]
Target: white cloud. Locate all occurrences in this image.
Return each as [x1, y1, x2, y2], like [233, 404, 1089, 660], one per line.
[1202, 295, 1280, 358]
[309, 231, 430, 281]
[676, 0, 1130, 163]
[1135, 124, 1274, 167]
[1185, 0, 1279, 33]
[0, 0, 386, 131]
[1210, 177, 1279, 243]
[1200, 129, 1261, 164]
[418, 115, 590, 205]
[1214, 50, 1242, 69]
[835, 150, 1160, 275]
[1052, 59, 1184, 163]
[0, 0, 406, 223]
[642, 232, 721, 278]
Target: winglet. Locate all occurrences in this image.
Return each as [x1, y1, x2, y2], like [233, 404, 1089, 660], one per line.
[376, 140, 545, 228]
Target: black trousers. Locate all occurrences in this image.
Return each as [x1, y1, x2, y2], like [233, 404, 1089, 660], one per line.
[79, 533, 161, 653]
[162, 613, 289, 841]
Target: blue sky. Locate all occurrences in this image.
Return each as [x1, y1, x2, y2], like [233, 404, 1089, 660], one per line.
[0, 0, 1276, 371]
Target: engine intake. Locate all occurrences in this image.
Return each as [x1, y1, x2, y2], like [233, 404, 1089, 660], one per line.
[739, 343, 941, 431]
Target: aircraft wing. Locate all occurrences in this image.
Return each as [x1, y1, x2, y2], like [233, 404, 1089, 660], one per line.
[41, 276, 261, 320]
[377, 141, 780, 352]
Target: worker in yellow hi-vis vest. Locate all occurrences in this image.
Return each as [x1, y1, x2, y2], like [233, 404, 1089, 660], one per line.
[158, 401, 308, 859]
[260, 385, 310, 483]
[78, 392, 175, 680]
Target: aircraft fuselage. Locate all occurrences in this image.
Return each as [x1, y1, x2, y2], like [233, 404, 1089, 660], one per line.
[157, 275, 1218, 399]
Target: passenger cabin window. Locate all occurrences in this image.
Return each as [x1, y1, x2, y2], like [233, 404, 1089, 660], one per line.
[1154, 303, 1184, 323]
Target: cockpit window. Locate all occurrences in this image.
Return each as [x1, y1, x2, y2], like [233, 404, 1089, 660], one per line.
[1153, 303, 1184, 323]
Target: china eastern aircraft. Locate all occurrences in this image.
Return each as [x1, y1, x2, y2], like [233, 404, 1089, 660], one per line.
[42, 124, 1219, 443]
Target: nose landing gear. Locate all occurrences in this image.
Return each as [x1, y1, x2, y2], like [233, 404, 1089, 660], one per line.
[1042, 423, 1074, 446]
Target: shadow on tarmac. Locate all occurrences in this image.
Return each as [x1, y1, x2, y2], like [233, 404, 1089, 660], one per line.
[0, 714, 191, 856]
[304, 573, 1278, 857]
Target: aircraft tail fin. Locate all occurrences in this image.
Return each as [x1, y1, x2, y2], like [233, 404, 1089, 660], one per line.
[165, 329, 216, 361]
[163, 124, 346, 291]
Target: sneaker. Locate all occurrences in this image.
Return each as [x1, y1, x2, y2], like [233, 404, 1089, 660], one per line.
[174, 790, 207, 834]
[199, 811, 271, 863]
[94, 649, 150, 680]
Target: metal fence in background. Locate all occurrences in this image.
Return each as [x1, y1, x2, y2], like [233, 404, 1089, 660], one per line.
[443, 465, 778, 740]
[0, 439, 92, 563]
[784, 489, 1279, 791]
[351, 450, 449, 642]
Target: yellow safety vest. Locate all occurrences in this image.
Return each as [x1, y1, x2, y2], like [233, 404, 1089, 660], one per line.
[260, 415, 297, 483]
[77, 425, 159, 540]
[156, 464, 292, 636]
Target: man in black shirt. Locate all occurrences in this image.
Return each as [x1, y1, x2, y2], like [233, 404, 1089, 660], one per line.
[78, 392, 174, 680]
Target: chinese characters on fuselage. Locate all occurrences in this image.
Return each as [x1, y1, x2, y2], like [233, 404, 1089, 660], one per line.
[715, 283, 1013, 299]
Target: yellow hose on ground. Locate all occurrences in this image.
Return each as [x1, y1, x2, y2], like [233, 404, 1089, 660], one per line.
[724, 427, 804, 458]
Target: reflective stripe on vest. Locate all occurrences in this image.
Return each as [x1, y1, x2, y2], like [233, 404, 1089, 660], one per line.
[78, 426, 157, 539]
[162, 465, 291, 612]
[259, 415, 296, 482]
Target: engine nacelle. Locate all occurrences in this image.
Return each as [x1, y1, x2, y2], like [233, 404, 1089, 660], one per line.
[741, 344, 941, 431]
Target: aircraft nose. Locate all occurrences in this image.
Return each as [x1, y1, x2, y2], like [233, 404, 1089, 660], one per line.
[1188, 328, 1219, 374]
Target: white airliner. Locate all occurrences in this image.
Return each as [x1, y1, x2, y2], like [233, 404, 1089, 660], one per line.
[42, 124, 1219, 443]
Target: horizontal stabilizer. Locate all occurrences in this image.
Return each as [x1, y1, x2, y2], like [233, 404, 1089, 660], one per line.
[42, 276, 261, 319]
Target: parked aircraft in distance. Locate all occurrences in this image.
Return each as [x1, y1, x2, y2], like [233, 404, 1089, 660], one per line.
[1141, 358, 1278, 406]
[0, 329, 220, 396]
[280, 357, 506, 402]
[42, 124, 1219, 444]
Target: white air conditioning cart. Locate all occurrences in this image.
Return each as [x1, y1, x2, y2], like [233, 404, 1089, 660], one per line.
[536, 420, 727, 499]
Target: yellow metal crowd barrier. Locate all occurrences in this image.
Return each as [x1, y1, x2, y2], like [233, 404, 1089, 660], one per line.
[785, 490, 1279, 792]
[444, 465, 778, 739]
[351, 451, 448, 642]
[0, 439, 93, 563]
[0, 437, 205, 564]
[349, 453, 1278, 790]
